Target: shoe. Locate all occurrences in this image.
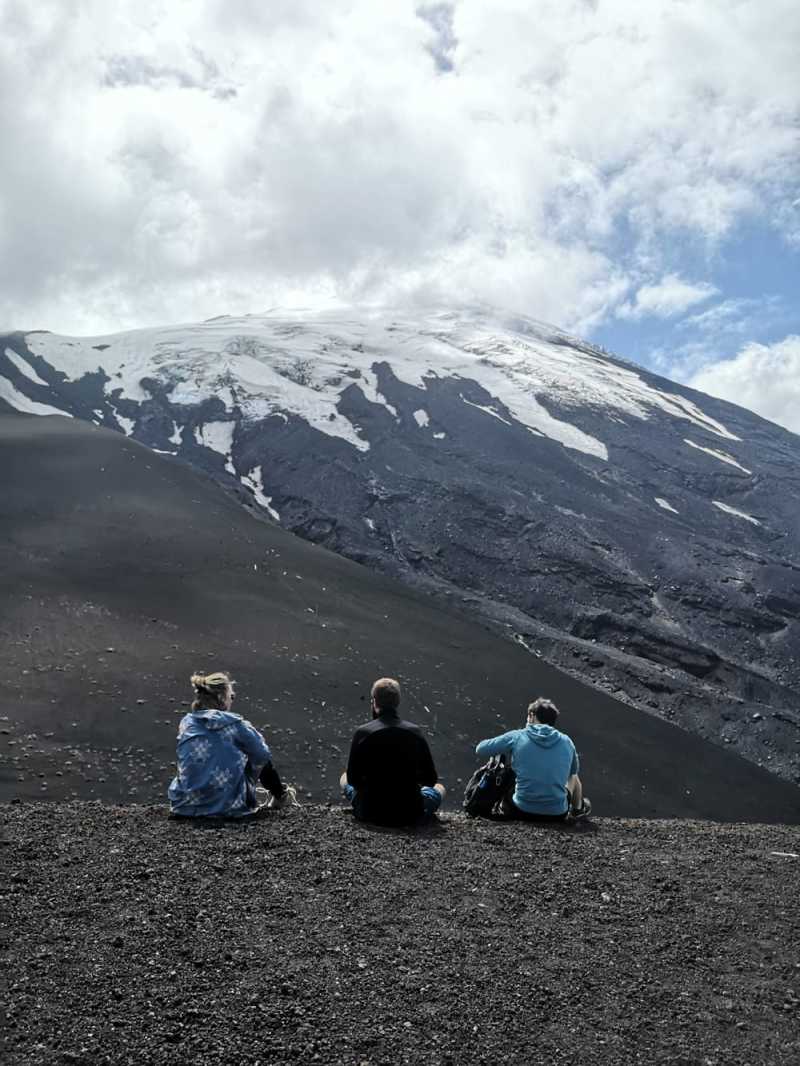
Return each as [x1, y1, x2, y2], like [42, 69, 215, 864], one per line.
[571, 798, 592, 819]
[268, 784, 299, 809]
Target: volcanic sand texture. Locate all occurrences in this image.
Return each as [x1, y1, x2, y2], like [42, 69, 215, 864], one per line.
[2, 802, 800, 1066]
[2, 413, 800, 822]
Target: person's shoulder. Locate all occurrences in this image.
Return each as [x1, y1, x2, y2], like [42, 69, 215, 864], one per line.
[397, 717, 425, 735]
[501, 727, 525, 741]
[351, 719, 375, 739]
[237, 714, 266, 732]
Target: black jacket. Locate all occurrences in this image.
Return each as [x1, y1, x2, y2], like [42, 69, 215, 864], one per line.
[346, 713, 438, 826]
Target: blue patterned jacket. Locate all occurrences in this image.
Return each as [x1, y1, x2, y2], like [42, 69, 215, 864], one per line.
[168, 710, 272, 817]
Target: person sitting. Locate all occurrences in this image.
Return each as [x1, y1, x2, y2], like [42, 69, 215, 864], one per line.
[475, 697, 590, 821]
[168, 671, 296, 817]
[341, 677, 446, 827]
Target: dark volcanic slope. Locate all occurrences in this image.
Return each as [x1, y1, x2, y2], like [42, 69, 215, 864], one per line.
[3, 309, 800, 785]
[3, 803, 800, 1066]
[1, 413, 799, 822]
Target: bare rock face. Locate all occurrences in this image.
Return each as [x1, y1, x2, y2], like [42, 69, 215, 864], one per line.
[2, 307, 799, 781]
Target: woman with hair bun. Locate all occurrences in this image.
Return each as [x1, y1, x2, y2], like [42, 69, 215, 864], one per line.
[168, 671, 297, 817]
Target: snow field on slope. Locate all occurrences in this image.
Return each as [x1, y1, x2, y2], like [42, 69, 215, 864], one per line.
[0, 377, 72, 418]
[24, 307, 741, 461]
[5, 348, 49, 386]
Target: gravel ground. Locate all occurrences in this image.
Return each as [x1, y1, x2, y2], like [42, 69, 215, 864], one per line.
[2, 803, 799, 1066]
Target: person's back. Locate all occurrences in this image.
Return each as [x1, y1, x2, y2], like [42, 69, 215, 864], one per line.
[475, 697, 588, 819]
[348, 714, 436, 825]
[489, 722, 576, 814]
[170, 706, 258, 816]
[168, 671, 296, 817]
[343, 677, 445, 827]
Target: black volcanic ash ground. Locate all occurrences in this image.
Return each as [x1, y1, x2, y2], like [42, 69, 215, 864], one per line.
[2, 803, 799, 1066]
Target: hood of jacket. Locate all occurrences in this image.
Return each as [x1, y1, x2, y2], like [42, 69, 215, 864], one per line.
[180, 709, 241, 737]
[524, 723, 563, 748]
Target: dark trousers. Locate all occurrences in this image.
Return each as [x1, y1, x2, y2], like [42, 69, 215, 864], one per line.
[258, 762, 284, 797]
[500, 793, 569, 821]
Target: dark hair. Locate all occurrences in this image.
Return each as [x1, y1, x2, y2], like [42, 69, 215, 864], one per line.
[527, 697, 559, 726]
[371, 677, 401, 713]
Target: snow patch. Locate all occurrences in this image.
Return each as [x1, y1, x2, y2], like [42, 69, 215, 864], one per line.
[241, 466, 280, 521]
[194, 421, 236, 473]
[684, 439, 751, 474]
[112, 408, 135, 436]
[169, 422, 183, 446]
[356, 367, 398, 419]
[433, 431, 446, 439]
[655, 497, 680, 514]
[713, 501, 761, 526]
[413, 409, 430, 427]
[364, 516, 376, 531]
[461, 396, 513, 426]
[5, 348, 48, 386]
[0, 377, 72, 417]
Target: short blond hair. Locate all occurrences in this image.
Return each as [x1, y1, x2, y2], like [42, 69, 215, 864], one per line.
[371, 677, 401, 713]
[527, 697, 559, 725]
[191, 671, 234, 710]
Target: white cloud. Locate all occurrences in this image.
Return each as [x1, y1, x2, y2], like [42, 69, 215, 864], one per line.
[0, 1, 797, 334]
[688, 335, 800, 435]
[651, 294, 792, 381]
[616, 274, 718, 321]
[681, 298, 764, 335]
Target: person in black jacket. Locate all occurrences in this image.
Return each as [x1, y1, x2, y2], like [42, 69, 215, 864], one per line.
[341, 677, 446, 826]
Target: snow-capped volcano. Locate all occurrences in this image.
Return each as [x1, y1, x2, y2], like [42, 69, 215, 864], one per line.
[2, 307, 799, 782]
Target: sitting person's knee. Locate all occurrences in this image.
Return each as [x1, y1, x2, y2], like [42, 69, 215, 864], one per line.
[420, 785, 443, 817]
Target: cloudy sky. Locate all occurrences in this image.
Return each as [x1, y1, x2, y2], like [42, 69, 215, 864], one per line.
[1, 1, 798, 430]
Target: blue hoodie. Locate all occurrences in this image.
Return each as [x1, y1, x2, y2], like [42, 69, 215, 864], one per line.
[475, 724, 579, 815]
[168, 710, 272, 817]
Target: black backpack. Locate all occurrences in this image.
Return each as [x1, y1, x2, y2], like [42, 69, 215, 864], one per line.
[463, 755, 514, 817]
